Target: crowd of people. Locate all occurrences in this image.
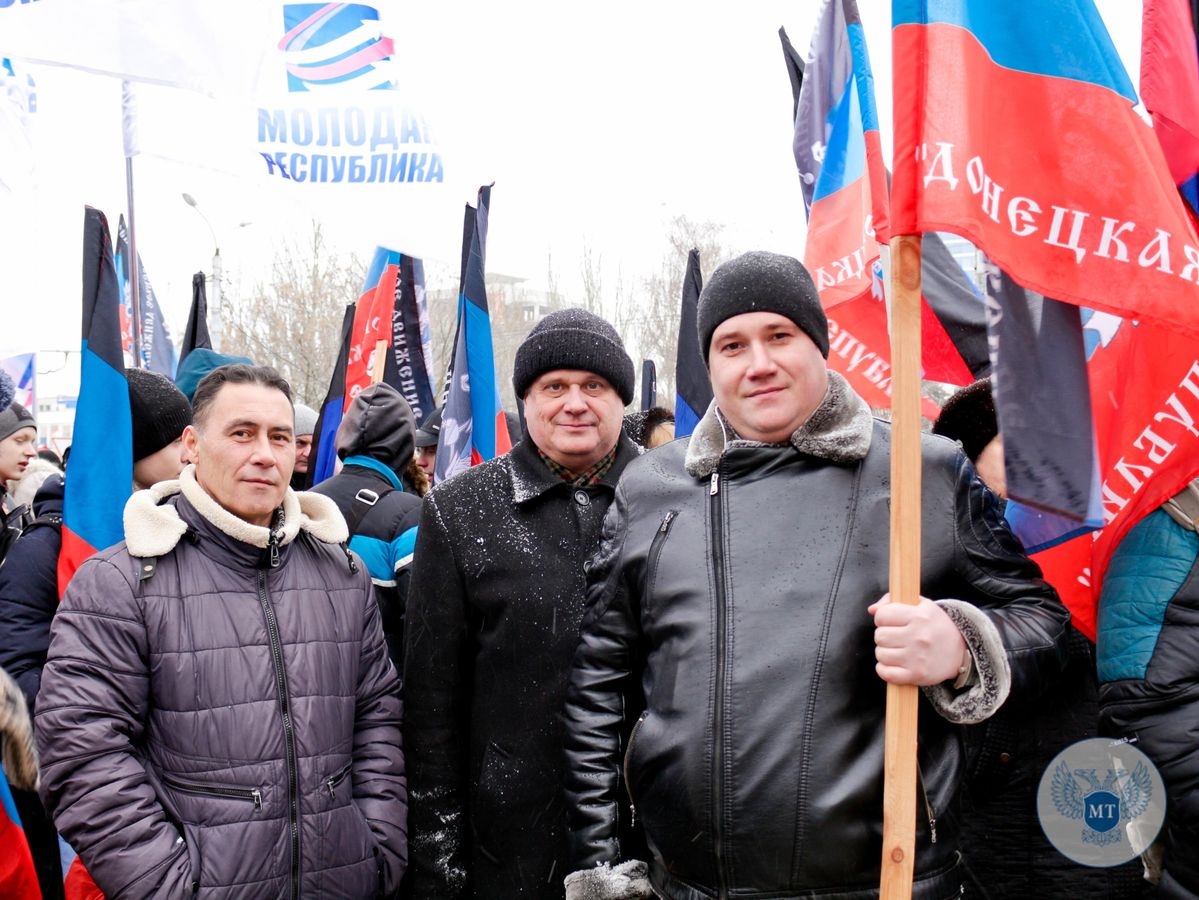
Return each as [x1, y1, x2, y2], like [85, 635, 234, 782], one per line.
[0, 250, 1193, 899]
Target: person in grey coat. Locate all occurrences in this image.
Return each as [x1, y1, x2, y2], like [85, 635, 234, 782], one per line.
[35, 364, 406, 899]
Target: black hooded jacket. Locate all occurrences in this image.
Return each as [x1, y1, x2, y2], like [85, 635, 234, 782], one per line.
[312, 383, 422, 669]
[0, 473, 65, 713]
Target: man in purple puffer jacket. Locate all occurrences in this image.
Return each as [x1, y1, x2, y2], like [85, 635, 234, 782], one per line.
[35, 364, 406, 899]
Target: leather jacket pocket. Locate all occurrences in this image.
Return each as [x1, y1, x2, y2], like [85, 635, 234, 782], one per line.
[644, 510, 679, 616]
[623, 712, 650, 827]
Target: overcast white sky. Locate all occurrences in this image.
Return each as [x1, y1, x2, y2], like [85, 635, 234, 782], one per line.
[0, 1, 1141, 397]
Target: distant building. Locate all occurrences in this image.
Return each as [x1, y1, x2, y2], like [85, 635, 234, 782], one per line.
[36, 394, 76, 454]
[425, 272, 565, 409]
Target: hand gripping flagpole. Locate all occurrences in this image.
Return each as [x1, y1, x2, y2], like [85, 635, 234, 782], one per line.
[880, 232, 922, 899]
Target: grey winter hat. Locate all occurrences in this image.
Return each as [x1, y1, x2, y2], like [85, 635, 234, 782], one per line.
[512, 308, 635, 405]
[126, 368, 192, 463]
[697, 251, 829, 362]
[0, 400, 35, 444]
[293, 403, 319, 437]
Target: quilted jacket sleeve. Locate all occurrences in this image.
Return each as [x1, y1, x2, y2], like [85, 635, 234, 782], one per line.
[1097, 508, 1199, 895]
[402, 494, 472, 898]
[563, 485, 640, 871]
[35, 555, 194, 899]
[351, 561, 408, 894]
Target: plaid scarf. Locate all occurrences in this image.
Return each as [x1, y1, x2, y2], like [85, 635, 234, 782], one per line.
[538, 446, 617, 487]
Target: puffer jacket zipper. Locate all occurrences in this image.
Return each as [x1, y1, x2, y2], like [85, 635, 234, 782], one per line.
[162, 773, 262, 810]
[258, 531, 301, 900]
[709, 469, 730, 899]
[326, 762, 353, 801]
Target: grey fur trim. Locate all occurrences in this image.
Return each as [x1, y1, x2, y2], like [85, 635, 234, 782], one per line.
[684, 371, 872, 478]
[921, 599, 1012, 725]
[564, 861, 654, 900]
[0, 665, 37, 791]
[124, 465, 348, 557]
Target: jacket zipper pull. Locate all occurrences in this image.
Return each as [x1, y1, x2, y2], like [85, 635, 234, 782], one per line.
[710, 473, 720, 496]
[252, 789, 263, 810]
[660, 510, 676, 533]
[630, 803, 636, 828]
[268, 532, 281, 568]
[326, 778, 337, 801]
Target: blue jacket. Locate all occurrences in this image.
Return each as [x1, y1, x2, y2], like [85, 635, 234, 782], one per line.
[0, 474, 64, 713]
[1097, 506, 1199, 897]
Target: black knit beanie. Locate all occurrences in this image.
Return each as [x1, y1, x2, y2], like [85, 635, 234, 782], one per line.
[126, 368, 193, 462]
[0, 400, 35, 443]
[512, 308, 635, 405]
[933, 378, 998, 464]
[697, 251, 829, 362]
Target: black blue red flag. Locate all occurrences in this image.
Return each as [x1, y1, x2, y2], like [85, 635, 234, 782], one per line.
[435, 185, 511, 482]
[983, 263, 1103, 554]
[308, 303, 356, 488]
[343, 247, 435, 424]
[640, 359, 657, 412]
[115, 215, 177, 378]
[0, 770, 39, 897]
[783, 7, 976, 419]
[673, 249, 712, 438]
[59, 208, 134, 594]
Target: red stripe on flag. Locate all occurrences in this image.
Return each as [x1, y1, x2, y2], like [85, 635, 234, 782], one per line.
[1142, 0, 1199, 186]
[58, 526, 99, 599]
[805, 175, 881, 310]
[827, 295, 942, 420]
[494, 411, 512, 456]
[0, 804, 40, 898]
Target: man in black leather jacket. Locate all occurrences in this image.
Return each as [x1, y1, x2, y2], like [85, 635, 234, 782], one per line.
[561, 252, 1070, 900]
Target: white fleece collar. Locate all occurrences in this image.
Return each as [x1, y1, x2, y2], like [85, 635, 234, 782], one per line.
[123, 464, 348, 558]
[684, 371, 874, 478]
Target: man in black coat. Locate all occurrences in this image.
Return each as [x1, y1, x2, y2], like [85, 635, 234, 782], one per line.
[561, 252, 1070, 899]
[403, 308, 639, 898]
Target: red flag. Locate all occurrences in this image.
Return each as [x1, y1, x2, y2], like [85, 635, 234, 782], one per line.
[0, 773, 40, 899]
[1032, 314, 1199, 638]
[343, 257, 400, 412]
[828, 295, 942, 420]
[892, 1, 1199, 338]
[1141, 0, 1199, 188]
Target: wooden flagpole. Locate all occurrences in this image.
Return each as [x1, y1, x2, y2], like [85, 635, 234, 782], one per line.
[880, 233, 923, 898]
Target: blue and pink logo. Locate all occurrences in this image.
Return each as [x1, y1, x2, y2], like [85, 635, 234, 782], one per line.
[280, 4, 395, 92]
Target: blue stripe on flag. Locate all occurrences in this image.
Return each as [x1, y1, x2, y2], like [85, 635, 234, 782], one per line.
[892, 0, 1138, 103]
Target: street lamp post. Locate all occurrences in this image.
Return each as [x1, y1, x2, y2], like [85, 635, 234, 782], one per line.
[182, 193, 223, 352]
